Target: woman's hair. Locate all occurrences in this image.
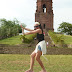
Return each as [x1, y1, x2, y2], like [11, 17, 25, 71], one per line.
[35, 22, 43, 33]
[38, 24, 43, 33]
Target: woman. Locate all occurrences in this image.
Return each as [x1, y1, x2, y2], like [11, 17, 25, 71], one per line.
[21, 22, 46, 72]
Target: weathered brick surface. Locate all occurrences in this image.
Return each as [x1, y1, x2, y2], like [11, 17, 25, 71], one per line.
[35, 0, 54, 31]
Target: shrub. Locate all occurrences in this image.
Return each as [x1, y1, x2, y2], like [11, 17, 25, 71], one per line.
[20, 34, 36, 43]
[48, 30, 64, 44]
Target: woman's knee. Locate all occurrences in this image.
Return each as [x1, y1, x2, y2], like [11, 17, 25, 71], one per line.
[35, 56, 40, 61]
[30, 53, 36, 58]
[30, 54, 33, 58]
[35, 51, 42, 61]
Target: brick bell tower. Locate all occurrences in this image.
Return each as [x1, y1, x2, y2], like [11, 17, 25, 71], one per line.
[35, 0, 54, 31]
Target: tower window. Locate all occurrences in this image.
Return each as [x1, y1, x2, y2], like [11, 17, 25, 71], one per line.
[44, 24, 45, 29]
[43, 4, 46, 13]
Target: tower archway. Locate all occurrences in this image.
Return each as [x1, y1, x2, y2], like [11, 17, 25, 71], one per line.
[43, 4, 46, 13]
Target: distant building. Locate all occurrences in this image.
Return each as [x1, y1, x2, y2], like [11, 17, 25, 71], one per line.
[35, 0, 54, 31]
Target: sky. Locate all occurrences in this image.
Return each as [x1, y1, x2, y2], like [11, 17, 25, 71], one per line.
[0, 0, 72, 32]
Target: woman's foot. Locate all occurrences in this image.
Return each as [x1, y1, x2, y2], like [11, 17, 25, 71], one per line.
[25, 69, 33, 72]
[39, 69, 47, 72]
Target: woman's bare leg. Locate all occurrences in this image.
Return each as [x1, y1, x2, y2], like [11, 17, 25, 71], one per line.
[25, 51, 36, 72]
[35, 51, 46, 72]
[30, 51, 36, 70]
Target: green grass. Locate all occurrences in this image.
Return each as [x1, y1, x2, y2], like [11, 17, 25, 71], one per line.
[0, 35, 22, 45]
[0, 32, 72, 45]
[56, 34, 72, 44]
[48, 31, 72, 44]
[0, 54, 72, 72]
[62, 35, 72, 44]
[0, 34, 36, 45]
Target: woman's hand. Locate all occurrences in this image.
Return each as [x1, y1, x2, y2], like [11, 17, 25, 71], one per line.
[22, 32, 25, 35]
[24, 32, 28, 35]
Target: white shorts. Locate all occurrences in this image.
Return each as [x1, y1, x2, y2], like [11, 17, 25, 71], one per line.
[34, 40, 46, 55]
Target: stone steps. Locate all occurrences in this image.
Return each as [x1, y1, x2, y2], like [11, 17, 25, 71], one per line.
[43, 29, 53, 47]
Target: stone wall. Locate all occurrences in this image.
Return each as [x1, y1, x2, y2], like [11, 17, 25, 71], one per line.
[0, 44, 72, 55]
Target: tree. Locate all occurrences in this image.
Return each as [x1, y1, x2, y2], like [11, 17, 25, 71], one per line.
[58, 22, 72, 35]
[0, 18, 26, 39]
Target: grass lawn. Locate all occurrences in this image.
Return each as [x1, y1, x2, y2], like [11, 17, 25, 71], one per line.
[0, 33, 72, 45]
[62, 35, 72, 44]
[0, 54, 72, 72]
[0, 35, 33, 45]
[56, 34, 72, 44]
[0, 34, 36, 45]
[48, 31, 72, 45]
[0, 35, 22, 45]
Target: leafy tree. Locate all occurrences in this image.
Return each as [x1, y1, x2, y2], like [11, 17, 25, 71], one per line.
[58, 22, 72, 35]
[0, 18, 26, 39]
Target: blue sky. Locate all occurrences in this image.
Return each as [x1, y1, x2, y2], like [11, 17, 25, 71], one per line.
[0, 0, 72, 32]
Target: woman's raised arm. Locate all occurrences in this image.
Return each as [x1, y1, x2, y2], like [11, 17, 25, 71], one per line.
[20, 25, 34, 31]
[24, 27, 34, 31]
[24, 29, 41, 35]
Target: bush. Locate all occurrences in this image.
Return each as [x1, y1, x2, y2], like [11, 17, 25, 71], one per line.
[20, 34, 36, 43]
[48, 30, 64, 44]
